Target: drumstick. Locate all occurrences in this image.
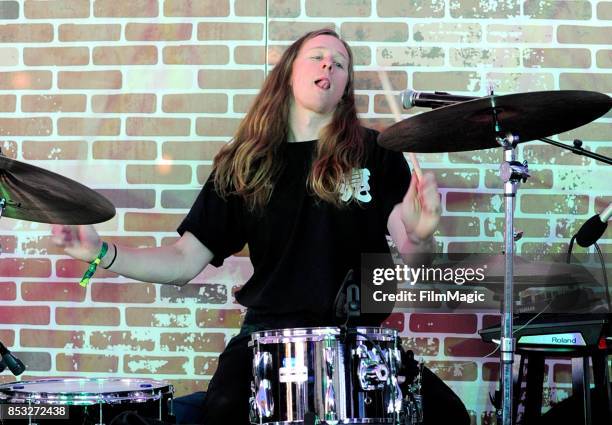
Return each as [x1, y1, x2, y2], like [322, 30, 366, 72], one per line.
[376, 70, 423, 181]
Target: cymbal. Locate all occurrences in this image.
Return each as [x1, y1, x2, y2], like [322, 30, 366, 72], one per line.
[445, 254, 599, 287]
[0, 156, 115, 224]
[377, 90, 612, 153]
[484, 258, 596, 287]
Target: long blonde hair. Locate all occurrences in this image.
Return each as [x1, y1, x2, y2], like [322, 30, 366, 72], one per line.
[213, 29, 365, 211]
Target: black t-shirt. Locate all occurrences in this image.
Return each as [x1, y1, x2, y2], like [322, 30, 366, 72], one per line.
[178, 127, 411, 324]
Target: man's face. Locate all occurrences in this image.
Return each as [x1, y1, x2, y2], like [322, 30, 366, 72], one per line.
[290, 34, 350, 115]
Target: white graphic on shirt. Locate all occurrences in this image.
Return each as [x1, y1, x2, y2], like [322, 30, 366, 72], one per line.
[340, 168, 372, 203]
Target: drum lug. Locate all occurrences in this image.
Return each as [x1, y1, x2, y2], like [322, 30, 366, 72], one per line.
[356, 344, 390, 391]
[321, 340, 337, 422]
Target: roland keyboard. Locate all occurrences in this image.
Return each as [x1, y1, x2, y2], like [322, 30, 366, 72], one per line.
[479, 314, 610, 350]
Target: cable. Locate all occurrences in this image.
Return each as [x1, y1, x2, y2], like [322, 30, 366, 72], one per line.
[594, 242, 611, 311]
[427, 301, 553, 372]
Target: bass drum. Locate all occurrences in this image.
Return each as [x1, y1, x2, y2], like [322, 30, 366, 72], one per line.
[249, 327, 403, 424]
[0, 378, 174, 424]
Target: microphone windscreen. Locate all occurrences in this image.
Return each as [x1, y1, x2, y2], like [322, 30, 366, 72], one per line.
[576, 214, 608, 247]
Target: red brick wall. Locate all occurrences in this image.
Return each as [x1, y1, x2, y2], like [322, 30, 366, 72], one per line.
[0, 1, 610, 423]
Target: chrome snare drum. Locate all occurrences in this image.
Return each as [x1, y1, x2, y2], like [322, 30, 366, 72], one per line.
[0, 378, 174, 424]
[249, 327, 403, 424]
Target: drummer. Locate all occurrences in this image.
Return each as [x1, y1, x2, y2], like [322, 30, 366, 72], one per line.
[52, 29, 467, 425]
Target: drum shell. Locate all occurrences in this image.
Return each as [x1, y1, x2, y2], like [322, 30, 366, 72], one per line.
[250, 327, 400, 424]
[0, 378, 174, 425]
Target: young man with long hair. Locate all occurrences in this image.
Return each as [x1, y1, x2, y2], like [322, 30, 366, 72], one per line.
[53, 29, 468, 424]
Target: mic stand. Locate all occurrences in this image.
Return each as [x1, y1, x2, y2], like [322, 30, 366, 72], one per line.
[538, 137, 612, 166]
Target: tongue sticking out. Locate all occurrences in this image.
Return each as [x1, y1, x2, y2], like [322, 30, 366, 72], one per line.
[316, 79, 330, 90]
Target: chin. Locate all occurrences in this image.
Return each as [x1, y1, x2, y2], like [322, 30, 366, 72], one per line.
[307, 102, 337, 115]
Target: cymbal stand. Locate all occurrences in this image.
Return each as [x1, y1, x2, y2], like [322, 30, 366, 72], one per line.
[497, 131, 530, 425]
[0, 148, 7, 228]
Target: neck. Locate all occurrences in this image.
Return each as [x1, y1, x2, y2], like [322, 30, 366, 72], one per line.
[288, 100, 333, 142]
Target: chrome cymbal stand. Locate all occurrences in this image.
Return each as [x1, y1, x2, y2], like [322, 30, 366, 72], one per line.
[497, 130, 530, 425]
[0, 147, 6, 232]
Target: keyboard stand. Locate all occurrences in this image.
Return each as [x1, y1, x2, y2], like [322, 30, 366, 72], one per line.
[515, 344, 611, 425]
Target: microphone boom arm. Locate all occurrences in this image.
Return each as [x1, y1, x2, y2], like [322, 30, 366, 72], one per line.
[537, 137, 612, 166]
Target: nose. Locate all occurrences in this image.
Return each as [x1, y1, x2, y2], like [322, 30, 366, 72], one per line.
[321, 60, 333, 72]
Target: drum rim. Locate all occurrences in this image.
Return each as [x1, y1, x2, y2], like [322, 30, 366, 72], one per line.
[0, 378, 173, 405]
[258, 420, 395, 424]
[250, 326, 398, 341]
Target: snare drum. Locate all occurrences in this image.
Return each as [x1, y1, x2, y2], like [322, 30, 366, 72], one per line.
[0, 378, 174, 424]
[249, 327, 403, 424]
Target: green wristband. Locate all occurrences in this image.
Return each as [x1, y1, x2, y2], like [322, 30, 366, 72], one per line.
[79, 242, 108, 288]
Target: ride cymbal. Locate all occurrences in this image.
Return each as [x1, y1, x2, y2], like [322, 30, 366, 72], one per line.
[378, 90, 612, 153]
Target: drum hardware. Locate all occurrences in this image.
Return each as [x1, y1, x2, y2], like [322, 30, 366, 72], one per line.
[355, 339, 390, 390]
[498, 131, 527, 425]
[399, 361, 424, 425]
[539, 136, 612, 166]
[379, 88, 611, 425]
[347, 327, 405, 420]
[322, 341, 337, 422]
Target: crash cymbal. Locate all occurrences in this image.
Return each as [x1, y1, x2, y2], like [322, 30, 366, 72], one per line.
[0, 156, 115, 224]
[377, 90, 612, 153]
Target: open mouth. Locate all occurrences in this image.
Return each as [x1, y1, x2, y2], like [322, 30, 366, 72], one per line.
[314, 78, 331, 90]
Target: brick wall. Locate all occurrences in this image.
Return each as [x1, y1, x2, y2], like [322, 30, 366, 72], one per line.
[0, 1, 610, 423]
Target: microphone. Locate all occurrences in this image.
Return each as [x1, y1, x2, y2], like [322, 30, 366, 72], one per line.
[346, 283, 360, 317]
[334, 269, 361, 321]
[400, 89, 479, 109]
[576, 203, 612, 247]
[0, 341, 25, 375]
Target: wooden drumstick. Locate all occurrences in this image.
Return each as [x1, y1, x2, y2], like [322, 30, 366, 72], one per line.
[376, 70, 423, 181]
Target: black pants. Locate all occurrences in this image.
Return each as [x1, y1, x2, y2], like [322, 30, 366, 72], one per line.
[202, 317, 470, 425]
[201, 329, 253, 424]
